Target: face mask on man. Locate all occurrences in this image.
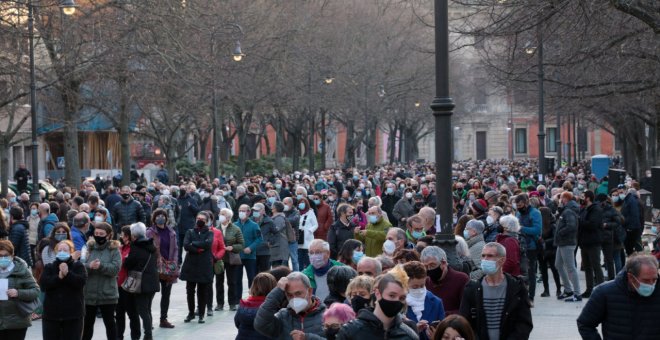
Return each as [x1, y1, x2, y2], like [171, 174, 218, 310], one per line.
[121, 193, 131, 200]
[378, 296, 404, 318]
[486, 215, 495, 225]
[238, 212, 247, 220]
[481, 259, 499, 275]
[383, 240, 396, 254]
[632, 276, 656, 297]
[310, 253, 326, 269]
[368, 215, 378, 224]
[288, 295, 309, 314]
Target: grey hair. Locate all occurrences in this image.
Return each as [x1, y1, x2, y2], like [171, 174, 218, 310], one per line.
[392, 228, 407, 241]
[129, 222, 147, 239]
[420, 246, 447, 263]
[287, 271, 312, 289]
[220, 208, 233, 220]
[499, 215, 521, 233]
[368, 196, 382, 208]
[296, 186, 308, 196]
[309, 239, 330, 251]
[375, 255, 395, 271]
[455, 236, 470, 257]
[625, 254, 658, 277]
[484, 242, 506, 258]
[358, 256, 383, 276]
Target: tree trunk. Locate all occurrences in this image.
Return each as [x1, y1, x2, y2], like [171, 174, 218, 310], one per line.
[274, 117, 285, 171]
[308, 113, 315, 172]
[365, 122, 377, 168]
[119, 93, 131, 187]
[0, 140, 9, 197]
[344, 120, 355, 168]
[388, 123, 397, 164]
[63, 89, 81, 189]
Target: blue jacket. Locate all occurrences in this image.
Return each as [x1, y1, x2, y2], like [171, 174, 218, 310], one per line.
[405, 291, 445, 340]
[237, 219, 263, 260]
[577, 271, 660, 340]
[517, 207, 542, 250]
[621, 193, 641, 230]
[37, 213, 59, 241]
[71, 227, 87, 251]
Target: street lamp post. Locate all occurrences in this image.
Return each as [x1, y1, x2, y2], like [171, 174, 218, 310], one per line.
[430, 0, 458, 267]
[28, 0, 77, 203]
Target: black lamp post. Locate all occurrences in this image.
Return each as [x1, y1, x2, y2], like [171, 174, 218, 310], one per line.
[430, 0, 458, 267]
[28, 0, 77, 203]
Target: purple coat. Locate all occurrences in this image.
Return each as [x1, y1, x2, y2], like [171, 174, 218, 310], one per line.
[146, 225, 178, 262]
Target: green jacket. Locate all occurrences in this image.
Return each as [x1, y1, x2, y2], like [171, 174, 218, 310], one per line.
[302, 259, 344, 289]
[0, 257, 40, 331]
[83, 239, 121, 305]
[356, 218, 393, 257]
[221, 222, 245, 263]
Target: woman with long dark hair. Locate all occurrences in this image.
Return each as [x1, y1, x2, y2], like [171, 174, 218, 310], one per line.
[146, 209, 179, 328]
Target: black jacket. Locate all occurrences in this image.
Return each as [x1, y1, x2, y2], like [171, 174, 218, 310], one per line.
[337, 308, 419, 340]
[255, 216, 274, 256]
[111, 198, 145, 234]
[601, 202, 623, 246]
[124, 237, 160, 294]
[179, 226, 214, 283]
[200, 197, 220, 217]
[459, 274, 533, 340]
[39, 258, 87, 320]
[554, 200, 579, 247]
[578, 203, 604, 247]
[328, 220, 355, 259]
[9, 220, 32, 267]
[577, 271, 660, 340]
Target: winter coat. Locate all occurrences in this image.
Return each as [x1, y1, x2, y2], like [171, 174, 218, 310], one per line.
[380, 193, 399, 223]
[146, 225, 178, 262]
[466, 234, 485, 268]
[37, 213, 58, 242]
[220, 223, 245, 263]
[0, 257, 40, 331]
[267, 214, 290, 262]
[337, 308, 419, 340]
[302, 259, 344, 290]
[459, 273, 533, 340]
[392, 197, 415, 228]
[210, 227, 226, 262]
[177, 194, 200, 232]
[200, 197, 220, 218]
[554, 200, 580, 247]
[255, 216, 274, 257]
[8, 220, 32, 267]
[621, 193, 641, 230]
[298, 210, 319, 250]
[179, 226, 214, 283]
[328, 219, 356, 259]
[405, 291, 445, 340]
[234, 296, 270, 340]
[111, 198, 145, 234]
[83, 239, 122, 305]
[314, 202, 334, 241]
[578, 203, 604, 247]
[124, 237, 160, 294]
[237, 219, 263, 260]
[356, 217, 392, 257]
[601, 203, 624, 248]
[39, 257, 87, 320]
[496, 233, 521, 277]
[577, 271, 660, 340]
[254, 288, 326, 340]
[516, 207, 542, 250]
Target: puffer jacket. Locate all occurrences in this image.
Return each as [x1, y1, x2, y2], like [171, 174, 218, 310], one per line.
[355, 217, 393, 257]
[8, 220, 32, 267]
[268, 214, 289, 263]
[123, 237, 160, 294]
[234, 296, 270, 340]
[577, 271, 660, 340]
[39, 257, 87, 321]
[554, 200, 580, 247]
[0, 257, 40, 331]
[111, 198, 145, 234]
[179, 226, 214, 283]
[337, 308, 419, 340]
[392, 197, 415, 228]
[328, 219, 356, 259]
[578, 202, 604, 247]
[255, 216, 274, 257]
[601, 203, 624, 248]
[254, 288, 326, 340]
[221, 222, 245, 263]
[83, 239, 122, 305]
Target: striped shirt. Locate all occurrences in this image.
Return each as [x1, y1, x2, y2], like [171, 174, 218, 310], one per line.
[482, 278, 507, 340]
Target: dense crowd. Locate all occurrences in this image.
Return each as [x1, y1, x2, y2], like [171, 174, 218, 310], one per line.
[0, 159, 659, 340]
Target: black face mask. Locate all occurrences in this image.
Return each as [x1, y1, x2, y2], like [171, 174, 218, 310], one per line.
[378, 298, 404, 318]
[121, 193, 131, 200]
[350, 295, 370, 314]
[94, 235, 107, 245]
[196, 220, 206, 229]
[324, 325, 341, 340]
[428, 266, 443, 282]
[517, 206, 528, 214]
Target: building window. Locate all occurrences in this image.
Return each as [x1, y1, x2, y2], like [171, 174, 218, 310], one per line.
[515, 128, 527, 154]
[547, 127, 557, 153]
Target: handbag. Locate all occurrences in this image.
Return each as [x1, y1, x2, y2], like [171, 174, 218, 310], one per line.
[297, 215, 308, 245]
[158, 258, 179, 282]
[121, 253, 151, 294]
[213, 260, 225, 275]
[228, 251, 242, 266]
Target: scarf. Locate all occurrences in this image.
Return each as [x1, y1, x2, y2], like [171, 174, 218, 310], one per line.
[313, 260, 333, 277]
[406, 291, 426, 321]
[467, 234, 484, 248]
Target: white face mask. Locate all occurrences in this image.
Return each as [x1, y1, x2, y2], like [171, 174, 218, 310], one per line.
[486, 216, 494, 225]
[218, 215, 227, 224]
[408, 287, 426, 299]
[94, 216, 104, 223]
[383, 239, 396, 255]
[238, 212, 247, 220]
[288, 296, 309, 314]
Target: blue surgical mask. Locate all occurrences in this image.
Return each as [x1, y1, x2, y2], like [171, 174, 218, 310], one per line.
[275, 184, 282, 189]
[297, 194, 304, 200]
[56, 251, 71, 262]
[368, 215, 378, 224]
[633, 276, 655, 297]
[352, 251, 364, 264]
[298, 203, 306, 210]
[619, 194, 626, 201]
[30, 209, 38, 216]
[652, 227, 658, 234]
[0, 256, 12, 269]
[54, 233, 67, 241]
[463, 230, 471, 240]
[386, 187, 394, 195]
[481, 259, 498, 275]
[313, 199, 321, 205]
[267, 197, 276, 205]
[252, 211, 261, 219]
[412, 231, 425, 239]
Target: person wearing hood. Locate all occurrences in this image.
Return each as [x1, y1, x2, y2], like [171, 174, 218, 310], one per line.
[82, 222, 121, 340]
[0, 240, 40, 340]
[254, 272, 327, 340]
[124, 222, 160, 340]
[302, 239, 345, 302]
[179, 212, 214, 324]
[554, 191, 582, 302]
[8, 207, 32, 268]
[39, 239, 87, 340]
[577, 254, 660, 339]
[336, 268, 419, 340]
[234, 272, 278, 340]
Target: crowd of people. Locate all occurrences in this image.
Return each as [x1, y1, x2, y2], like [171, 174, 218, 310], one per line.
[0, 159, 659, 340]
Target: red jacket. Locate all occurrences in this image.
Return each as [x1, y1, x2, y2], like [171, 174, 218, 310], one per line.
[211, 227, 226, 261]
[315, 202, 334, 240]
[117, 243, 131, 286]
[496, 233, 521, 277]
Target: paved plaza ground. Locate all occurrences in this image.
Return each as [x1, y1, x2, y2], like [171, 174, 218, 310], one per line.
[27, 261, 594, 339]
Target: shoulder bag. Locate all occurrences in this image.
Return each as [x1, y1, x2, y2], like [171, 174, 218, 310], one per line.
[152, 229, 179, 281]
[121, 253, 151, 294]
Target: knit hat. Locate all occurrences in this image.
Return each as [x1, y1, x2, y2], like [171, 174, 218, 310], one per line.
[472, 199, 488, 215]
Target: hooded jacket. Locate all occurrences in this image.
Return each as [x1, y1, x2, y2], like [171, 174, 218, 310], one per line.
[0, 257, 40, 331]
[123, 237, 160, 294]
[337, 308, 419, 340]
[254, 288, 326, 340]
[554, 200, 580, 247]
[83, 238, 122, 305]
